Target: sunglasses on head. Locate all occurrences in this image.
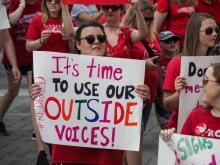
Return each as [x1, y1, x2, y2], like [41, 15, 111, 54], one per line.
[102, 5, 122, 12]
[200, 27, 219, 36]
[202, 77, 219, 86]
[144, 17, 154, 22]
[80, 35, 106, 45]
[46, 0, 60, 3]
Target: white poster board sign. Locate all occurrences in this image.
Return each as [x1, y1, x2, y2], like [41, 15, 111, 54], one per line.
[158, 134, 220, 165]
[33, 51, 145, 151]
[178, 56, 220, 132]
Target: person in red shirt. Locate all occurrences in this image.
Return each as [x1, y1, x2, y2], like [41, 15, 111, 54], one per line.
[155, 30, 180, 130]
[161, 63, 220, 141]
[101, 0, 147, 59]
[31, 21, 150, 165]
[153, 0, 197, 50]
[0, 0, 40, 135]
[26, 0, 73, 164]
[162, 13, 219, 134]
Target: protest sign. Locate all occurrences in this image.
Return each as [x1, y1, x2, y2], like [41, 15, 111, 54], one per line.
[62, 0, 129, 5]
[0, 1, 10, 30]
[178, 56, 220, 132]
[158, 134, 220, 165]
[33, 51, 145, 151]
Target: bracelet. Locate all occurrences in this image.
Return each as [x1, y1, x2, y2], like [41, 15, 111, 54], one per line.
[18, 3, 26, 9]
[39, 38, 43, 44]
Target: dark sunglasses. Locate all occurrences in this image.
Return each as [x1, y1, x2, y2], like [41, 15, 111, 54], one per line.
[163, 38, 179, 44]
[200, 27, 219, 36]
[102, 5, 122, 12]
[46, 0, 60, 3]
[202, 77, 219, 86]
[144, 17, 154, 22]
[80, 35, 106, 45]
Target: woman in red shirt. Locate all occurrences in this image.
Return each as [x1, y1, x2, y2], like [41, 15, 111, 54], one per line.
[26, 0, 73, 164]
[153, 0, 197, 49]
[161, 13, 219, 137]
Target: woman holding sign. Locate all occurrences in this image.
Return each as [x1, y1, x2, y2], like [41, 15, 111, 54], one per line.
[26, 0, 73, 164]
[161, 63, 220, 141]
[31, 21, 150, 165]
[161, 13, 219, 136]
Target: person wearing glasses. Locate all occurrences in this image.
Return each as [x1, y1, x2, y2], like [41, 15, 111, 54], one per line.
[101, 0, 147, 59]
[161, 63, 220, 141]
[31, 21, 150, 165]
[26, 0, 73, 164]
[121, 1, 160, 164]
[161, 13, 219, 137]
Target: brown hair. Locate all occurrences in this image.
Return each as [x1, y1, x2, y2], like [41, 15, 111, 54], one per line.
[41, 0, 62, 23]
[182, 13, 216, 56]
[211, 63, 220, 83]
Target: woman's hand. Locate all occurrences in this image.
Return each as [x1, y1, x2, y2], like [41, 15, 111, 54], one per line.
[174, 76, 186, 94]
[145, 56, 159, 70]
[160, 128, 176, 141]
[11, 66, 21, 83]
[135, 84, 150, 102]
[31, 83, 42, 100]
[40, 30, 51, 44]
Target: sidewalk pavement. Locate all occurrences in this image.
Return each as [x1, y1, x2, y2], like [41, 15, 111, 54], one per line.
[0, 65, 160, 165]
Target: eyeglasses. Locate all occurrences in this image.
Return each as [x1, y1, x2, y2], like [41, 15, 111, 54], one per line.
[80, 35, 106, 45]
[144, 17, 154, 22]
[199, 27, 219, 36]
[46, 0, 60, 4]
[163, 38, 179, 44]
[202, 77, 219, 86]
[102, 5, 122, 12]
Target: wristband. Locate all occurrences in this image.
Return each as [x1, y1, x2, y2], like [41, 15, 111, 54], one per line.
[18, 3, 26, 9]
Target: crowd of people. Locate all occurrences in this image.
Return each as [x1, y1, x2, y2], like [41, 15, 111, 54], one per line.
[0, 0, 220, 164]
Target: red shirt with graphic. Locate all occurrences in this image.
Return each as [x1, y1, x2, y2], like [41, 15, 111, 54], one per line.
[26, 15, 69, 53]
[181, 106, 220, 139]
[197, 0, 220, 27]
[156, 0, 196, 48]
[2, 0, 41, 66]
[163, 55, 181, 129]
[159, 56, 172, 80]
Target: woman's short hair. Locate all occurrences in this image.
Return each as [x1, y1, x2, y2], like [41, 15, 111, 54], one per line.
[75, 21, 106, 42]
[183, 13, 216, 56]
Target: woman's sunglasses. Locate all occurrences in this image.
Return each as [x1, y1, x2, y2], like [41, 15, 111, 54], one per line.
[202, 77, 219, 86]
[102, 5, 122, 12]
[80, 35, 106, 45]
[46, 0, 60, 3]
[200, 27, 219, 36]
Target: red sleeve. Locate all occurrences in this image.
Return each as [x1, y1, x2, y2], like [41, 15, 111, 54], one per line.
[181, 108, 196, 135]
[156, 0, 168, 13]
[26, 15, 42, 40]
[163, 56, 181, 92]
[122, 27, 133, 42]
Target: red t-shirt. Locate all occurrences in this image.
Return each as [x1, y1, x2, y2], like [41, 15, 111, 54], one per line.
[156, 0, 195, 48]
[159, 56, 172, 80]
[197, 0, 220, 27]
[2, 0, 41, 66]
[105, 27, 133, 58]
[163, 55, 181, 129]
[181, 106, 220, 139]
[52, 145, 124, 164]
[128, 35, 161, 104]
[26, 15, 69, 53]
